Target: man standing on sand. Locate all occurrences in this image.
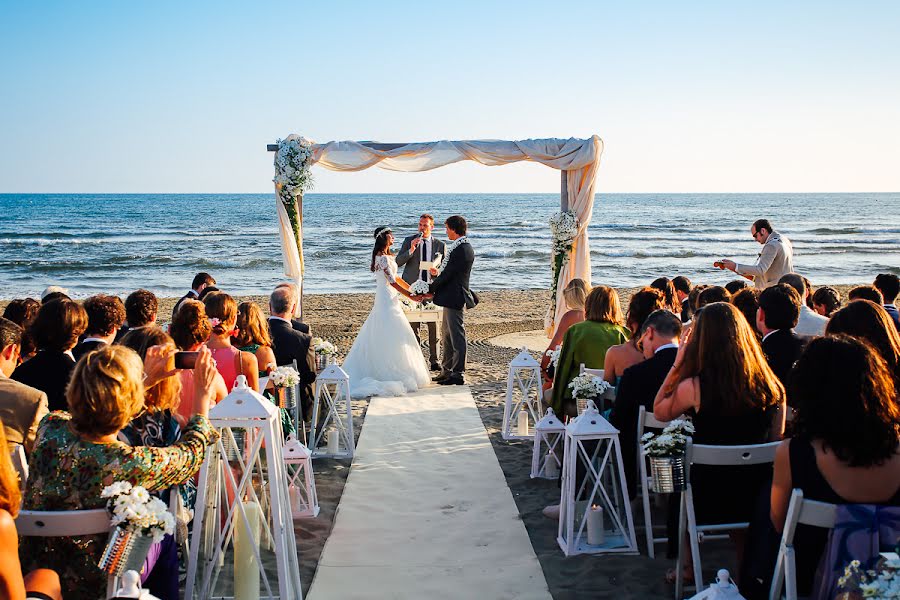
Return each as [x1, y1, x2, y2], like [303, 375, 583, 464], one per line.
[396, 214, 446, 371]
[717, 219, 793, 289]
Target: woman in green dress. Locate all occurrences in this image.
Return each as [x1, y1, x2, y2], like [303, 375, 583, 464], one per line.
[550, 285, 630, 419]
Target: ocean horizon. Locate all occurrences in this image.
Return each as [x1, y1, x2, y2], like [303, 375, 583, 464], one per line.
[1, 192, 898, 299]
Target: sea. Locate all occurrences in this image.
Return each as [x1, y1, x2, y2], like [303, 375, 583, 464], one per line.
[1, 193, 898, 299]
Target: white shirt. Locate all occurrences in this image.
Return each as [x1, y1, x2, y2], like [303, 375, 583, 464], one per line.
[795, 305, 828, 337]
[268, 315, 292, 326]
[761, 330, 781, 343]
[655, 343, 679, 354]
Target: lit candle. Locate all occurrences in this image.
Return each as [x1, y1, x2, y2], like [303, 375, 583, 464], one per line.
[233, 500, 261, 600]
[517, 411, 529, 436]
[586, 505, 604, 546]
[327, 429, 340, 454]
[544, 455, 559, 478]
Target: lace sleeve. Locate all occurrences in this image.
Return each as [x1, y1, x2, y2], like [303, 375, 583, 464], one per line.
[375, 255, 396, 284]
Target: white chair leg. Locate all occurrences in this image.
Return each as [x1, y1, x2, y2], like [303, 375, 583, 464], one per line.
[768, 543, 786, 600]
[685, 486, 703, 593]
[784, 546, 798, 600]
[675, 492, 687, 600]
[640, 461, 655, 559]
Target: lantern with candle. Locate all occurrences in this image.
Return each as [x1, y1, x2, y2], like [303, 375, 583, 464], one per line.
[310, 364, 354, 459]
[185, 375, 303, 600]
[557, 400, 638, 556]
[283, 434, 319, 519]
[530, 407, 565, 479]
[502, 348, 542, 440]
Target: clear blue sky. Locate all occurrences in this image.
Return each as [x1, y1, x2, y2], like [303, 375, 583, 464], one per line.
[1, 1, 897, 193]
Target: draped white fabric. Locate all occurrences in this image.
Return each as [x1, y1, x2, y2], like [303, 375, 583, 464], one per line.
[274, 136, 603, 334]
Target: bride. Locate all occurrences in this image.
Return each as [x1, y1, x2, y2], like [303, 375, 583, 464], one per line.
[342, 226, 432, 398]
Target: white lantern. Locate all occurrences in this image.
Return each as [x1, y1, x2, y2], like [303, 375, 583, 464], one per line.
[310, 364, 354, 459]
[185, 375, 303, 600]
[502, 348, 542, 440]
[557, 400, 638, 557]
[530, 407, 566, 479]
[283, 434, 319, 519]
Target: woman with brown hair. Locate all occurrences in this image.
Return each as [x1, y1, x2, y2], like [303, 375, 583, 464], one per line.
[12, 298, 88, 411]
[540, 278, 589, 390]
[654, 302, 785, 580]
[0, 424, 62, 600]
[169, 300, 228, 424]
[2, 298, 40, 363]
[604, 287, 665, 385]
[550, 286, 630, 418]
[825, 299, 900, 386]
[233, 301, 277, 379]
[650, 277, 681, 314]
[21, 344, 220, 600]
[811, 285, 841, 317]
[203, 292, 259, 394]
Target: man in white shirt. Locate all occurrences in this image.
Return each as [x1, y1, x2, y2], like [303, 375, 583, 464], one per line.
[778, 273, 828, 336]
[717, 219, 793, 290]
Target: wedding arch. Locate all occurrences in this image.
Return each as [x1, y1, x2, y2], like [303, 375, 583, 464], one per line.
[267, 136, 604, 335]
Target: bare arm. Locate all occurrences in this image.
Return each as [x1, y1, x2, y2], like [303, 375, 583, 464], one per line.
[241, 351, 260, 392]
[603, 346, 619, 384]
[770, 440, 793, 532]
[0, 511, 26, 600]
[654, 377, 699, 421]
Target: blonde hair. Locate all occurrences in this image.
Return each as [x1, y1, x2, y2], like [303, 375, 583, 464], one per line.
[233, 302, 272, 348]
[0, 424, 22, 516]
[118, 326, 182, 413]
[562, 278, 589, 311]
[584, 286, 624, 325]
[67, 345, 145, 437]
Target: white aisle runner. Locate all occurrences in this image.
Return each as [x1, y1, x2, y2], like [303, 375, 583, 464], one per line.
[308, 385, 552, 600]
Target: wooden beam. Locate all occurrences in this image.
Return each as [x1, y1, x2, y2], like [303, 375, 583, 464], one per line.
[267, 141, 410, 152]
[560, 170, 568, 211]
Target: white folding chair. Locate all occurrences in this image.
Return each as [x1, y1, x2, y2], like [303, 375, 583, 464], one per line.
[637, 406, 670, 558]
[768, 489, 837, 600]
[577, 363, 617, 411]
[16, 508, 119, 598]
[10, 443, 28, 489]
[675, 439, 781, 599]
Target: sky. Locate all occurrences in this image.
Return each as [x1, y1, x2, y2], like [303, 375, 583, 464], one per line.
[1, 1, 898, 193]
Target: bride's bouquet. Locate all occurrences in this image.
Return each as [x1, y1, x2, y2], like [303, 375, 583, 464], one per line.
[410, 279, 430, 295]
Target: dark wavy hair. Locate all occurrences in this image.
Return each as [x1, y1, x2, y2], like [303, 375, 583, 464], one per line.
[790, 335, 899, 467]
[650, 277, 680, 313]
[826, 300, 900, 386]
[626, 287, 666, 334]
[30, 298, 88, 352]
[812, 286, 841, 317]
[731, 287, 761, 336]
[370, 227, 393, 272]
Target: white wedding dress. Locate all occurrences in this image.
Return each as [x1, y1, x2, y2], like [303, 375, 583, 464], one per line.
[342, 254, 431, 398]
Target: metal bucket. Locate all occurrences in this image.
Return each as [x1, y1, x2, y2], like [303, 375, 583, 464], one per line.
[315, 354, 334, 371]
[649, 455, 687, 493]
[274, 385, 297, 410]
[98, 527, 154, 576]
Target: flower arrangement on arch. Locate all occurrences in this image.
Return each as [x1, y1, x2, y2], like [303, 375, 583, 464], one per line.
[101, 482, 175, 542]
[547, 210, 579, 329]
[269, 365, 300, 389]
[273, 136, 315, 199]
[641, 419, 695, 458]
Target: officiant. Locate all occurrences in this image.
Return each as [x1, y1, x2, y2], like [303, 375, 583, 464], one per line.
[396, 213, 446, 371]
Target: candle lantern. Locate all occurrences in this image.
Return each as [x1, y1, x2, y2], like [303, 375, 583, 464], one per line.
[185, 375, 303, 600]
[309, 364, 354, 459]
[557, 400, 638, 557]
[530, 407, 566, 479]
[502, 348, 542, 440]
[283, 434, 319, 519]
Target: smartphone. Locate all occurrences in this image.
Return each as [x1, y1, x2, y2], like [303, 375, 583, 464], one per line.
[174, 351, 199, 370]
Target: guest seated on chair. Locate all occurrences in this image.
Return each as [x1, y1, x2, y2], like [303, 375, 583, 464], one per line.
[540, 278, 588, 391]
[779, 274, 828, 337]
[756, 284, 806, 392]
[2, 298, 39, 364]
[550, 286, 629, 419]
[650, 277, 681, 314]
[0, 318, 48, 453]
[20, 344, 219, 600]
[654, 302, 785, 581]
[731, 287, 761, 337]
[169, 300, 228, 425]
[12, 299, 87, 411]
[233, 301, 277, 381]
[73, 294, 126, 362]
[825, 300, 900, 388]
[267, 286, 316, 422]
[124, 289, 158, 330]
[0, 424, 63, 600]
[203, 292, 258, 393]
[672, 276, 693, 322]
[609, 309, 682, 498]
[811, 285, 841, 317]
[847, 284, 883, 305]
[725, 279, 750, 295]
[873, 273, 900, 330]
[604, 287, 665, 385]
[274, 282, 310, 334]
[769, 335, 900, 597]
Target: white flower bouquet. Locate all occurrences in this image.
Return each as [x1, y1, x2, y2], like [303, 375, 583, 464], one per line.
[545, 345, 562, 369]
[269, 365, 300, 388]
[568, 372, 611, 400]
[312, 337, 337, 356]
[549, 210, 579, 247]
[409, 279, 430, 295]
[273, 136, 315, 196]
[838, 556, 900, 599]
[641, 419, 695, 458]
[101, 481, 174, 542]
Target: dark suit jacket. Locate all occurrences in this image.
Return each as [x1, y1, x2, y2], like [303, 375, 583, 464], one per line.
[172, 290, 200, 319]
[268, 318, 317, 419]
[430, 242, 475, 311]
[72, 339, 107, 363]
[395, 235, 447, 285]
[12, 350, 77, 412]
[608, 346, 678, 499]
[291, 318, 310, 335]
[761, 329, 806, 396]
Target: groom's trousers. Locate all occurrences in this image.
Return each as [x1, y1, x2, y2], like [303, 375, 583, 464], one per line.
[440, 307, 466, 376]
[409, 320, 439, 366]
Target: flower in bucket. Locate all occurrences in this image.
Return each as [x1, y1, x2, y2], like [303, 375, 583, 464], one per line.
[101, 481, 174, 542]
[545, 345, 562, 369]
[641, 419, 695, 457]
[311, 337, 337, 356]
[568, 372, 611, 401]
[269, 365, 300, 388]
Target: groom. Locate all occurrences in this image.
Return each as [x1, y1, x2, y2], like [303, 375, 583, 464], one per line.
[396, 213, 446, 371]
[427, 215, 476, 386]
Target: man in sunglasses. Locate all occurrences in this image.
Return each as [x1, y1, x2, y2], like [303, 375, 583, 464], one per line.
[716, 218, 793, 289]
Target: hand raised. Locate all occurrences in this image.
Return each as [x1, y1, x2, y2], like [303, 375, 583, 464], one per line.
[192, 346, 218, 416]
[143, 344, 177, 388]
[429, 267, 438, 276]
[410, 236, 422, 251]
